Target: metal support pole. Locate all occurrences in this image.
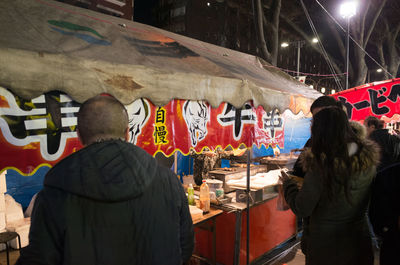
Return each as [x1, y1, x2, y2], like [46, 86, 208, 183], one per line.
[246, 148, 250, 265]
[345, 17, 350, 90]
[297, 41, 301, 77]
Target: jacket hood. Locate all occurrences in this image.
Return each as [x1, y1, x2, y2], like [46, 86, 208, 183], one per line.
[44, 140, 158, 202]
[349, 121, 367, 140]
[300, 139, 380, 175]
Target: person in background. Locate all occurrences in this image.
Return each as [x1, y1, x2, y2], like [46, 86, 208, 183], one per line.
[17, 95, 194, 265]
[364, 115, 400, 171]
[369, 162, 400, 265]
[365, 116, 400, 265]
[292, 96, 342, 178]
[280, 107, 379, 265]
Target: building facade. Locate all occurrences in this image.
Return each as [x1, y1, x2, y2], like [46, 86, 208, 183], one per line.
[58, 0, 134, 20]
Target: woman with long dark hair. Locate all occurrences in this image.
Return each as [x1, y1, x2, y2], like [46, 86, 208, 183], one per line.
[280, 107, 379, 265]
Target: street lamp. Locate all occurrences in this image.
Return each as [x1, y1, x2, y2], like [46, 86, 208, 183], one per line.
[340, 1, 357, 90]
[281, 39, 318, 77]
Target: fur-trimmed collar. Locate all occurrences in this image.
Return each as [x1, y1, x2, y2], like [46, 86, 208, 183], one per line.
[300, 139, 380, 174]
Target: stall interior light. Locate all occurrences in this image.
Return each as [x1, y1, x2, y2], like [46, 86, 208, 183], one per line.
[207, 2, 211, 6]
[331, 89, 336, 94]
[309, 85, 314, 89]
[340, 1, 357, 18]
[281, 42, 289, 48]
[377, 68, 383, 73]
[312, 38, 318, 43]
[321, 87, 326, 93]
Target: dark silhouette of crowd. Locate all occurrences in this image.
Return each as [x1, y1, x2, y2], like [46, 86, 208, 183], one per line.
[283, 96, 400, 265]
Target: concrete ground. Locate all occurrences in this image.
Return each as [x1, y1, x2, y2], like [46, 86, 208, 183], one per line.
[285, 248, 380, 265]
[0, 246, 379, 265]
[286, 249, 305, 265]
[0, 249, 19, 265]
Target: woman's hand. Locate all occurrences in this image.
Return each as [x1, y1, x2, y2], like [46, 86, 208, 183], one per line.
[279, 170, 290, 183]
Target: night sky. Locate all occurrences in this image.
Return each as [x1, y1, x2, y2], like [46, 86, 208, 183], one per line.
[134, 0, 159, 25]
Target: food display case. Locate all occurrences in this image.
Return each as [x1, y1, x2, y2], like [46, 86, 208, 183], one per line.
[259, 152, 300, 171]
[208, 164, 268, 193]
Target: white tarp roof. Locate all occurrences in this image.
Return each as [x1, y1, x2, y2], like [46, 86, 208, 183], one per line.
[0, 0, 321, 111]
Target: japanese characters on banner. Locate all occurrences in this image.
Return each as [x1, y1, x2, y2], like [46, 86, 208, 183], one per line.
[0, 87, 288, 175]
[332, 79, 400, 121]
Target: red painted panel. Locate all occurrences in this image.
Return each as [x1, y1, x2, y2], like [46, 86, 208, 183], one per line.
[194, 197, 296, 265]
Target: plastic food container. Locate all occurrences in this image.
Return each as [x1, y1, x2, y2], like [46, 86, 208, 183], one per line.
[205, 179, 223, 193]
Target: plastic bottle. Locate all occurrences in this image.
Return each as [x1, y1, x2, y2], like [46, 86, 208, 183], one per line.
[199, 179, 210, 213]
[187, 183, 195, 206]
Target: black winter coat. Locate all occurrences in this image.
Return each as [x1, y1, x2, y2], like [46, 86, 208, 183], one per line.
[369, 129, 400, 170]
[17, 140, 194, 265]
[283, 140, 379, 265]
[369, 162, 400, 265]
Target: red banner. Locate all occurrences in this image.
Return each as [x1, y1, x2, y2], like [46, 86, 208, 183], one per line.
[132, 99, 285, 155]
[1, 88, 312, 175]
[332, 79, 400, 121]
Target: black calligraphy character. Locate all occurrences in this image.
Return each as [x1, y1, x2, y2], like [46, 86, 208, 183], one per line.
[368, 88, 390, 115]
[263, 109, 283, 139]
[154, 126, 168, 144]
[1, 92, 79, 157]
[387, 84, 400, 102]
[155, 108, 166, 124]
[217, 103, 256, 141]
[337, 97, 355, 118]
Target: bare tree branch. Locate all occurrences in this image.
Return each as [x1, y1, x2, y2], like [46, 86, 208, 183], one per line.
[270, 0, 281, 65]
[359, 1, 371, 43]
[255, 0, 272, 61]
[327, 22, 346, 61]
[364, 0, 387, 48]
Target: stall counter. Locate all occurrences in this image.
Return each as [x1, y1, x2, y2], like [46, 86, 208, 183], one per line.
[193, 193, 296, 265]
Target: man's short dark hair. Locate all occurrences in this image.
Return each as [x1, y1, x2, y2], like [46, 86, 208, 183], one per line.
[77, 95, 128, 145]
[310, 96, 341, 113]
[364, 116, 384, 129]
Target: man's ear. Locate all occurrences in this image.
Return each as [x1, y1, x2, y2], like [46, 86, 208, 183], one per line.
[125, 127, 130, 142]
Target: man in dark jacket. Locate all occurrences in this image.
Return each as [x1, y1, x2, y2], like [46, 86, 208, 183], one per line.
[17, 95, 194, 265]
[364, 116, 400, 171]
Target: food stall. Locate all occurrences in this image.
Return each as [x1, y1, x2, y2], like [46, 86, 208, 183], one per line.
[0, 0, 321, 263]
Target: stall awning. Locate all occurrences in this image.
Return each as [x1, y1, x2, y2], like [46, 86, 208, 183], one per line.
[0, 0, 320, 112]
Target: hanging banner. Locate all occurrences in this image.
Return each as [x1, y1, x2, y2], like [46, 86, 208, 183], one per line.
[0, 87, 309, 175]
[331, 79, 400, 121]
